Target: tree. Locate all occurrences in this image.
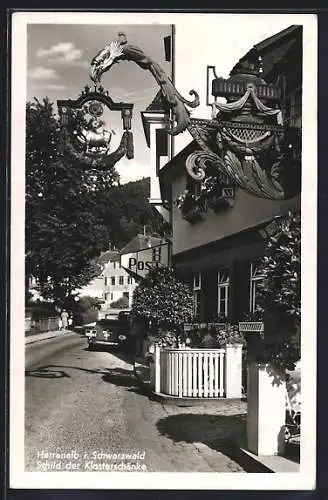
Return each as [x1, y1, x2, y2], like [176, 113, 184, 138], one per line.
[110, 296, 129, 309]
[93, 178, 170, 249]
[25, 97, 118, 305]
[131, 267, 193, 344]
[256, 211, 301, 370]
[26, 98, 170, 306]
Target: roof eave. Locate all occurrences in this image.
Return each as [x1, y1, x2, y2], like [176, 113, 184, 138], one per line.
[254, 25, 302, 53]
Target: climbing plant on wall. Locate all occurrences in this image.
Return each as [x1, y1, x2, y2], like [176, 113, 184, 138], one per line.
[256, 211, 301, 371]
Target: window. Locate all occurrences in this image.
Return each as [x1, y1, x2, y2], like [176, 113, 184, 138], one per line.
[217, 268, 229, 317]
[113, 261, 116, 269]
[152, 246, 162, 263]
[104, 277, 108, 286]
[193, 274, 201, 319]
[249, 261, 264, 313]
[111, 293, 113, 300]
[127, 276, 133, 285]
[119, 276, 124, 285]
[156, 128, 168, 175]
[111, 277, 115, 286]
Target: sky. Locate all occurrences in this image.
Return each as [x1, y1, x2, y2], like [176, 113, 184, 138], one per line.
[27, 23, 172, 184]
[26, 16, 304, 184]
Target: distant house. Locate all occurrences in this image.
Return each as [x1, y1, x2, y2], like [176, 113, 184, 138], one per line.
[101, 249, 137, 308]
[120, 233, 170, 280]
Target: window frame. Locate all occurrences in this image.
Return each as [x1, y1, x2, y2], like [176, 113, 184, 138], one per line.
[193, 273, 202, 319]
[217, 268, 230, 317]
[249, 261, 264, 313]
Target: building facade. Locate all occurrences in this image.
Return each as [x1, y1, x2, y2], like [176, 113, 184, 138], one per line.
[145, 25, 302, 325]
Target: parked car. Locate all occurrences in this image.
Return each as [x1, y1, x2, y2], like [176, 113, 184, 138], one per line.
[85, 318, 129, 351]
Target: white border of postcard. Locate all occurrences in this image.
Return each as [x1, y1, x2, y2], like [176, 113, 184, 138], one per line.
[10, 11, 317, 490]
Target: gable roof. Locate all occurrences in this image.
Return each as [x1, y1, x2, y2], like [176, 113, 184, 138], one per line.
[120, 234, 166, 255]
[254, 24, 302, 80]
[141, 91, 169, 147]
[96, 250, 120, 265]
[146, 90, 170, 113]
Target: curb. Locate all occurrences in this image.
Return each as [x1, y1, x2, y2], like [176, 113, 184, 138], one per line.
[237, 446, 300, 473]
[133, 362, 244, 406]
[148, 393, 244, 406]
[25, 330, 69, 345]
[133, 362, 151, 387]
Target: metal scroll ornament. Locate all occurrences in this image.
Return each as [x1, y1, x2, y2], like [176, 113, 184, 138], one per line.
[90, 32, 199, 135]
[90, 35, 301, 201]
[185, 53, 301, 201]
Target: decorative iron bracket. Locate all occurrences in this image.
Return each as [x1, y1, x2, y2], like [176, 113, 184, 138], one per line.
[57, 85, 133, 129]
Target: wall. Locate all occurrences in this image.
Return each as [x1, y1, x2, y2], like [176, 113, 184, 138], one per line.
[171, 173, 300, 256]
[148, 118, 170, 205]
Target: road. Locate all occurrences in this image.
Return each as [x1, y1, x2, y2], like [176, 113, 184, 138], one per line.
[25, 332, 247, 473]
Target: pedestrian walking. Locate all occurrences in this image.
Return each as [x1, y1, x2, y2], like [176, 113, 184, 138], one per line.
[61, 309, 69, 331]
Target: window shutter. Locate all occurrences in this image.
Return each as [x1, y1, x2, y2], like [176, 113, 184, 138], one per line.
[231, 261, 250, 321]
[202, 269, 218, 322]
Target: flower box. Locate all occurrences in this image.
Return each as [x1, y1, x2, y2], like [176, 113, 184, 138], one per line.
[208, 194, 234, 212]
[182, 205, 205, 224]
[208, 187, 235, 212]
[209, 322, 228, 330]
[239, 321, 264, 334]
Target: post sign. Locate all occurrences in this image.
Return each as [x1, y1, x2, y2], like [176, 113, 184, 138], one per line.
[120, 242, 169, 279]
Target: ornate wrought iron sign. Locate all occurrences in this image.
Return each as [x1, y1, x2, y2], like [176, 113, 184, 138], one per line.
[186, 50, 301, 202]
[57, 84, 134, 169]
[88, 33, 301, 203]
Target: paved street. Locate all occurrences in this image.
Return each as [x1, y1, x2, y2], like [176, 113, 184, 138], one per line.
[25, 332, 248, 473]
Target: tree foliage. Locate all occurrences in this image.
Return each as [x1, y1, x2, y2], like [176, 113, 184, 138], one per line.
[256, 211, 301, 370]
[110, 295, 130, 309]
[131, 267, 193, 336]
[26, 97, 170, 306]
[26, 97, 117, 305]
[93, 178, 170, 249]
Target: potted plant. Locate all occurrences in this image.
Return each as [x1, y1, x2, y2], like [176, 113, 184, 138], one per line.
[215, 323, 245, 348]
[207, 186, 235, 212]
[175, 190, 206, 224]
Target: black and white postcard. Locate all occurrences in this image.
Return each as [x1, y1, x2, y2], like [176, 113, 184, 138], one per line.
[10, 11, 317, 490]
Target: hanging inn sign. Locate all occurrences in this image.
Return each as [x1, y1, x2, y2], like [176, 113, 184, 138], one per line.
[58, 31, 301, 200]
[57, 81, 134, 171]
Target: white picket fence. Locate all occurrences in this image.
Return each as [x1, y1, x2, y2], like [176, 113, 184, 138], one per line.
[153, 347, 228, 398]
[151, 344, 243, 399]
